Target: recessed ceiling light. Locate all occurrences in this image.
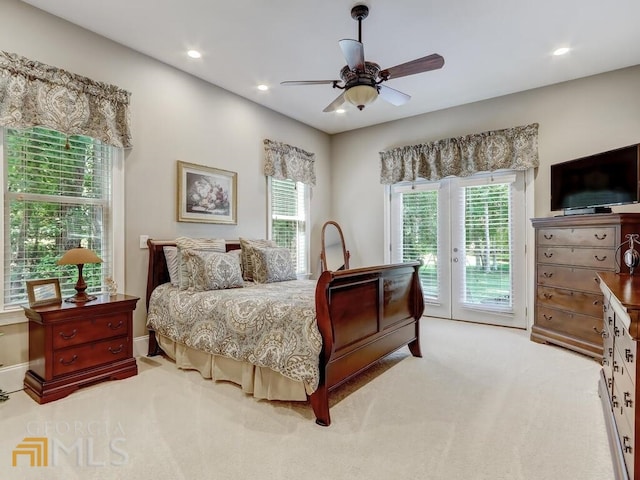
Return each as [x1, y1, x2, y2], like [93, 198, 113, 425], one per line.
[257, 84, 269, 91]
[335, 108, 346, 114]
[553, 47, 570, 56]
[187, 50, 202, 59]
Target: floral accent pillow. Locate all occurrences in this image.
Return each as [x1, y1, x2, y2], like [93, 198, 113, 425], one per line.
[180, 249, 243, 291]
[239, 238, 277, 281]
[176, 237, 226, 289]
[251, 246, 297, 284]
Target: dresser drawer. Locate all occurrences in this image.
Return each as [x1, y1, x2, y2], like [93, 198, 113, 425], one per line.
[537, 286, 604, 318]
[52, 313, 129, 349]
[537, 227, 616, 247]
[537, 246, 615, 269]
[616, 322, 638, 381]
[536, 265, 603, 293]
[53, 336, 130, 377]
[536, 305, 602, 345]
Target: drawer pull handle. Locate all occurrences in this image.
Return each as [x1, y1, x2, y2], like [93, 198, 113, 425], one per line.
[595, 233, 607, 240]
[602, 358, 609, 366]
[593, 326, 604, 335]
[626, 349, 634, 363]
[624, 436, 633, 454]
[107, 321, 124, 330]
[625, 392, 633, 408]
[109, 344, 124, 355]
[593, 300, 600, 306]
[608, 315, 614, 325]
[543, 314, 553, 321]
[614, 361, 620, 372]
[542, 272, 553, 278]
[544, 252, 553, 258]
[543, 234, 553, 240]
[602, 331, 610, 339]
[59, 329, 78, 340]
[59, 355, 78, 366]
[542, 293, 553, 300]
[594, 255, 607, 262]
[614, 327, 620, 337]
[608, 378, 613, 389]
[613, 395, 619, 408]
[594, 277, 601, 285]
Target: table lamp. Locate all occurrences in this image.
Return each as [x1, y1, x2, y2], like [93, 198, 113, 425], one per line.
[56, 247, 103, 303]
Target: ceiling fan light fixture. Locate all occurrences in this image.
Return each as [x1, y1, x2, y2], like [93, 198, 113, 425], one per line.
[344, 84, 378, 110]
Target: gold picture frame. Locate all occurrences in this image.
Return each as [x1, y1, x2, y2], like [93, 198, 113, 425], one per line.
[26, 278, 62, 307]
[177, 161, 237, 224]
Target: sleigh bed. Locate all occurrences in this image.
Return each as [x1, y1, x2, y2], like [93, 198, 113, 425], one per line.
[145, 238, 424, 426]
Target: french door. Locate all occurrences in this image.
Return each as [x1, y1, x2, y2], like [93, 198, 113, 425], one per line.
[389, 171, 527, 328]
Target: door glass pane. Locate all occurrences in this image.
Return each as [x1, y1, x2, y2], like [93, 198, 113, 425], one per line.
[462, 183, 512, 310]
[401, 190, 439, 302]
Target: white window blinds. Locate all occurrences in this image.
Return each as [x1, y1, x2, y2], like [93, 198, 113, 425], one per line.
[269, 178, 309, 274]
[3, 126, 113, 307]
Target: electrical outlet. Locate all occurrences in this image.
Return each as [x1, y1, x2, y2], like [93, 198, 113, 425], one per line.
[139, 235, 149, 249]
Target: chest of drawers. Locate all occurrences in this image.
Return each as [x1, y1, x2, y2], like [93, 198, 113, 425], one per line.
[598, 272, 640, 480]
[531, 214, 640, 359]
[23, 294, 139, 404]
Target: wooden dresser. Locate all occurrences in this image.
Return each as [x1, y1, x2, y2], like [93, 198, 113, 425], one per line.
[23, 294, 139, 404]
[531, 214, 640, 359]
[598, 272, 640, 480]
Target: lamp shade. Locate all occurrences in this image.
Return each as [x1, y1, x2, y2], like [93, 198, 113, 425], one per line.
[344, 85, 378, 110]
[57, 247, 103, 303]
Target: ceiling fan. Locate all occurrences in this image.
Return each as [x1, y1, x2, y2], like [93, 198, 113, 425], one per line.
[281, 4, 445, 112]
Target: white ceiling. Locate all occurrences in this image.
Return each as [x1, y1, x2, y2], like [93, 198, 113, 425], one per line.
[21, 0, 640, 135]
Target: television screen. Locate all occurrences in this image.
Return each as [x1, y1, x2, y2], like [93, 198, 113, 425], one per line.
[550, 144, 640, 212]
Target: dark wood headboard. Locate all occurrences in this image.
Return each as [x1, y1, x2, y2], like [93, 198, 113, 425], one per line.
[145, 239, 241, 310]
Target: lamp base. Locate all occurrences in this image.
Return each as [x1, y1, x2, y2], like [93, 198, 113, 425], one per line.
[65, 293, 97, 303]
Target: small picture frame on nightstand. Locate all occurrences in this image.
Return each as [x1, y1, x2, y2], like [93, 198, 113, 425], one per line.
[26, 279, 62, 307]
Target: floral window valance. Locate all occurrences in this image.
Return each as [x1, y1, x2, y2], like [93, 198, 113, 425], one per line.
[0, 51, 132, 148]
[379, 123, 539, 185]
[263, 139, 316, 186]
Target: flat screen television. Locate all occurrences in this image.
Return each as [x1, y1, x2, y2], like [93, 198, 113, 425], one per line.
[550, 144, 640, 215]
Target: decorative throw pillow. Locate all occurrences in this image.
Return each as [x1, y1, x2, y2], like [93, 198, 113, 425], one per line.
[251, 246, 297, 284]
[176, 237, 226, 289]
[163, 246, 180, 286]
[239, 238, 277, 281]
[180, 249, 243, 291]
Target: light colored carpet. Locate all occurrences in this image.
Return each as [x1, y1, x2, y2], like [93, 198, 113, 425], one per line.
[0, 317, 614, 480]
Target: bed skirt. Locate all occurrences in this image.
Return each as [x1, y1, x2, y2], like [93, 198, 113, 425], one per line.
[156, 334, 308, 401]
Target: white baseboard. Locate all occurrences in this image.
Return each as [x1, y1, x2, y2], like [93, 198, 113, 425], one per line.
[0, 335, 150, 395]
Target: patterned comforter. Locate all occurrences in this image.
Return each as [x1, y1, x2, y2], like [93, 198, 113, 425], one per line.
[146, 280, 322, 393]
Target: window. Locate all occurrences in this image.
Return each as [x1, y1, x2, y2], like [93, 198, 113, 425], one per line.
[1, 126, 122, 312]
[268, 178, 310, 275]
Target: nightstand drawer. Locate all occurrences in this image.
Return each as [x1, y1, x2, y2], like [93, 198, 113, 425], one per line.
[52, 313, 129, 349]
[537, 227, 616, 247]
[537, 286, 604, 318]
[53, 336, 130, 377]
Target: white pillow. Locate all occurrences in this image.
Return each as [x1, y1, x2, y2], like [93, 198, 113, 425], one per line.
[163, 246, 179, 286]
[181, 249, 243, 291]
[251, 246, 297, 283]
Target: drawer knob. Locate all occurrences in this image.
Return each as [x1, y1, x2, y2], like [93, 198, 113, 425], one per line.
[109, 344, 124, 355]
[544, 234, 553, 240]
[107, 320, 124, 330]
[594, 255, 607, 262]
[595, 233, 607, 240]
[625, 392, 633, 408]
[59, 355, 78, 366]
[544, 252, 553, 258]
[624, 436, 633, 454]
[626, 349, 634, 363]
[543, 314, 553, 321]
[59, 329, 78, 340]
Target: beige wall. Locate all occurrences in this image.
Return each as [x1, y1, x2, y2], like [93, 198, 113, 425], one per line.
[330, 66, 640, 267]
[0, 0, 332, 367]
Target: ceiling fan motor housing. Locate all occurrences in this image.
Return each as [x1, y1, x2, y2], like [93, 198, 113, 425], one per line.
[340, 62, 381, 88]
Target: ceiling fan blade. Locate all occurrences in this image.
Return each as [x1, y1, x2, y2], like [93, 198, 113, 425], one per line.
[322, 92, 346, 112]
[281, 80, 339, 86]
[382, 54, 445, 80]
[339, 39, 364, 71]
[378, 84, 411, 106]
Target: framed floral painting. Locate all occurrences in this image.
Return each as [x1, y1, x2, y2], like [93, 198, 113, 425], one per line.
[177, 161, 237, 224]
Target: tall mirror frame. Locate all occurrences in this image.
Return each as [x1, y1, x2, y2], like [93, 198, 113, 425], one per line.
[320, 221, 350, 272]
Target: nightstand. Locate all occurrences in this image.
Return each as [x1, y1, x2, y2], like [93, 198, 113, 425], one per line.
[23, 294, 139, 404]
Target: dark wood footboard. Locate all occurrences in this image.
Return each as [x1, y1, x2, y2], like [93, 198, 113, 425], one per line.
[311, 262, 424, 426]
